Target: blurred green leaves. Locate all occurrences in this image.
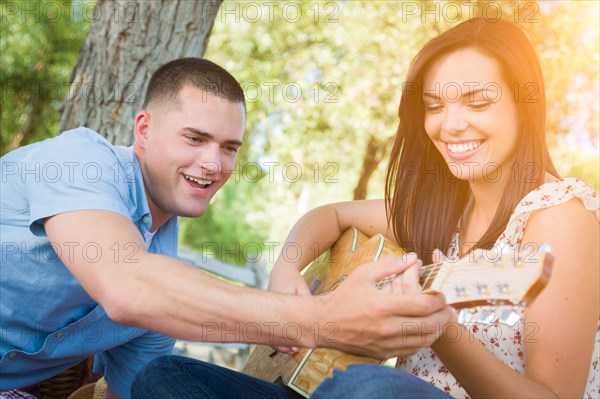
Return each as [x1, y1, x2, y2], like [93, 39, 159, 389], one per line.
[2, 1, 598, 267]
[1, 0, 92, 154]
[191, 1, 599, 264]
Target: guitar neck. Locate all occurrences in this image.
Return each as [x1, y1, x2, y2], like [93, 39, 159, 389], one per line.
[377, 248, 553, 308]
[375, 261, 442, 289]
[242, 228, 553, 399]
[418, 261, 443, 290]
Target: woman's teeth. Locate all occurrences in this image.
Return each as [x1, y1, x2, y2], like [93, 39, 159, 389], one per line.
[447, 141, 482, 154]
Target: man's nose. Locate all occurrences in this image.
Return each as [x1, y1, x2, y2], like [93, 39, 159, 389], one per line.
[198, 145, 222, 175]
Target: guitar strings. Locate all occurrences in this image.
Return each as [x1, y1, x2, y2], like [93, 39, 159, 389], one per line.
[376, 262, 444, 289]
[378, 257, 518, 290]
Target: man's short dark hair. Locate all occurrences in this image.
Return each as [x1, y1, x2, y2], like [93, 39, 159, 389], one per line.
[142, 58, 245, 109]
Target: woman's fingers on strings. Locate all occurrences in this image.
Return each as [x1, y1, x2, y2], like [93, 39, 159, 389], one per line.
[432, 249, 446, 264]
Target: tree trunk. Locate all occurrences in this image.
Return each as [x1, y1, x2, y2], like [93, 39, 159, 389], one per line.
[58, 0, 223, 144]
[353, 135, 392, 200]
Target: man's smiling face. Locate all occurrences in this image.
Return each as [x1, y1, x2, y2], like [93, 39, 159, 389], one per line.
[134, 86, 245, 225]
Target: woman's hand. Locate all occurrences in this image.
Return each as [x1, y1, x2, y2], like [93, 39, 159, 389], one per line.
[267, 265, 311, 355]
[268, 265, 311, 296]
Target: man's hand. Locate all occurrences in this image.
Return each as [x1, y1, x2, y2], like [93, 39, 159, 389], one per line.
[43, 209, 451, 358]
[313, 254, 453, 359]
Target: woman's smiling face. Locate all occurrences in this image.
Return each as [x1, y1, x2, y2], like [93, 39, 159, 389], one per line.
[423, 47, 519, 183]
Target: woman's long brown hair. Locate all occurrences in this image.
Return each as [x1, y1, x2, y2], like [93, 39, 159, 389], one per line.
[385, 17, 558, 263]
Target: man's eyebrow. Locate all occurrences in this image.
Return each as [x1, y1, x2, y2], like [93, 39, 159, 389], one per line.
[422, 88, 486, 100]
[183, 127, 211, 136]
[183, 127, 242, 146]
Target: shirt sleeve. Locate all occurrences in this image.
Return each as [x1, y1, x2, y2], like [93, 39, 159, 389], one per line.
[93, 330, 176, 399]
[22, 129, 132, 236]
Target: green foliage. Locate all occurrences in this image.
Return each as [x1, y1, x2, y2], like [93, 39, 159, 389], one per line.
[2, 1, 598, 266]
[194, 2, 450, 260]
[1, 0, 92, 155]
[549, 137, 600, 192]
[188, 1, 599, 265]
[180, 179, 271, 266]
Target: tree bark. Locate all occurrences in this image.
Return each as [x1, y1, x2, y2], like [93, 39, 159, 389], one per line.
[353, 135, 392, 200]
[58, 0, 223, 144]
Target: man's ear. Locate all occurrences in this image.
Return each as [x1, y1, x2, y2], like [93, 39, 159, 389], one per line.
[133, 111, 151, 151]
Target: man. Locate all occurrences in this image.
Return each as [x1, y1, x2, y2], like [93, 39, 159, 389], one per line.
[1, 58, 452, 398]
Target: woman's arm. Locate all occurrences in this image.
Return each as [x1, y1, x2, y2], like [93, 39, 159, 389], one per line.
[269, 199, 392, 294]
[431, 198, 599, 398]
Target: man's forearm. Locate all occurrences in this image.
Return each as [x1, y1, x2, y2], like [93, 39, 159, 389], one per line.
[44, 193, 453, 360]
[108, 251, 322, 348]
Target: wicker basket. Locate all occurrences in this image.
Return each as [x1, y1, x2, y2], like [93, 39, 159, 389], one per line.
[38, 360, 93, 399]
[67, 378, 107, 399]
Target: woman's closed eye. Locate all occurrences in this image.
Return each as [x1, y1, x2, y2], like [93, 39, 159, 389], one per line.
[425, 103, 444, 113]
[468, 101, 492, 110]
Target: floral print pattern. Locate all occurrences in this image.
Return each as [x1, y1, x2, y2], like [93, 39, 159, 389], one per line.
[396, 178, 599, 398]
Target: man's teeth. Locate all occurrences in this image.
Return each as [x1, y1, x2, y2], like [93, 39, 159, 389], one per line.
[184, 175, 212, 185]
[447, 141, 482, 154]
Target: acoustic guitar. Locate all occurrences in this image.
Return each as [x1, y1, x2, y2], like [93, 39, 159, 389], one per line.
[242, 227, 553, 397]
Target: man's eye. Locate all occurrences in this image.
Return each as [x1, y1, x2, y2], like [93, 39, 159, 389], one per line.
[187, 136, 202, 143]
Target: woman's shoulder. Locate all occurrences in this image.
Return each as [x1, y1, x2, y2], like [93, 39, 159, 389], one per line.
[510, 177, 599, 222]
[496, 177, 598, 248]
[517, 177, 598, 246]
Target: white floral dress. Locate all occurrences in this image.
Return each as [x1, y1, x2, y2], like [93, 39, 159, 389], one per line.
[396, 178, 600, 398]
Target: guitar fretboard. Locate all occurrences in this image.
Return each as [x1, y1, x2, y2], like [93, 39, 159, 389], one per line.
[375, 262, 443, 290]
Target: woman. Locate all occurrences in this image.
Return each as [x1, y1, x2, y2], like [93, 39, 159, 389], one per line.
[132, 17, 599, 399]
[269, 16, 599, 398]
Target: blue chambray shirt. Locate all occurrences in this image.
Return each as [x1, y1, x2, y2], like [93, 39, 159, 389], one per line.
[0, 128, 178, 398]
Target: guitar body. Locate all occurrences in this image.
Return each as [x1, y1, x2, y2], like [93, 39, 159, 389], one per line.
[242, 227, 405, 397]
[242, 227, 553, 398]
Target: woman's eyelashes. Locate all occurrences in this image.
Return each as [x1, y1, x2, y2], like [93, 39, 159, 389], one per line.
[424, 102, 443, 113]
[423, 100, 492, 113]
[468, 101, 492, 110]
